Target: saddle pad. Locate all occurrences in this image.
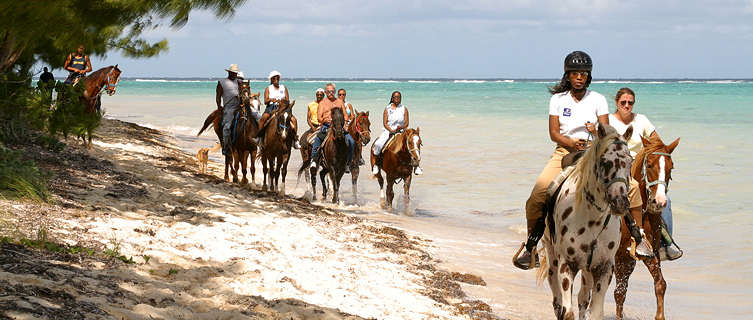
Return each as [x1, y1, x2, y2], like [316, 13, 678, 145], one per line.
[383, 133, 400, 151]
[306, 132, 317, 145]
[546, 165, 576, 203]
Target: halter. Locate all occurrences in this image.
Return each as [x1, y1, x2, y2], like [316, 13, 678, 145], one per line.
[585, 139, 630, 213]
[102, 67, 119, 96]
[641, 151, 672, 199]
[353, 113, 370, 139]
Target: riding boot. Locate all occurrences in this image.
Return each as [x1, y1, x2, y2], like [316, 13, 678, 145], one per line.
[624, 211, 654, 258]
[513, 215, 544, 270]
[658, 221, 683, 261]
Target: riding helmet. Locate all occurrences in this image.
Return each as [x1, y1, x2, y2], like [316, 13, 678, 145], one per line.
[564, 51, 593, 72]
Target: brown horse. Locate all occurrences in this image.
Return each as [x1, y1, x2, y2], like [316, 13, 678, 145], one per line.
[614, 134, 680, 320]
[258, 99, 296, 195]
[371, 128, 422, 214]
[197, 81, 261, 183]
[310, 107, 350, 203]
[346, 111, 372, 202]
[76, 65, 121, 147]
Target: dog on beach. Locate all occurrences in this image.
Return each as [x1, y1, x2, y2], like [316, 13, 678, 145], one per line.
[197, 143, 221, 174]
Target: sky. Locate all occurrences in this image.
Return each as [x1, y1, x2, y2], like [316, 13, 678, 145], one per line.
[84, 0, 753, 79]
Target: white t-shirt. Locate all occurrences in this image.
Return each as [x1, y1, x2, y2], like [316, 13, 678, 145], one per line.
[609, 113, 656, 157]
[549, 90, 609, 141]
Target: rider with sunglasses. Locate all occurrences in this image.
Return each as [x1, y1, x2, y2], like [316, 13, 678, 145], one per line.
[610, 88, 683, 261]
[310, 83, 355, 171]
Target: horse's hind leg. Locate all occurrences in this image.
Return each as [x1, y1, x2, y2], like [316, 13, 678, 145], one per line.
[309, 166, 318, 201]
[279, 154, 289, 197]
[262, 157, 269, 191]
[375, 172, 385, 209]
[385, 178, 395, 211]
[224, 154, 231, 182]
[319, 168, 328, 199]
[249, 150, 256, 187]
[240, 150, 249, 185]
[545, 252, 570, 320]
[351, 166, 359, 203]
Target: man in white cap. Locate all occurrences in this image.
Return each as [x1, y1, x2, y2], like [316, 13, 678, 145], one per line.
[216, 64, 242, 156]
[257, 70, 300, 148]
[300, 88, 325, 148]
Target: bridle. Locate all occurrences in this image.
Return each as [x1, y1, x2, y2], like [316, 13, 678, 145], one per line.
[353, 113, 370, 143]
[405, 131, 422, 166]
[585, 139, 630, 213]
[102, 67, 119, 96]
[641, 151, 672, 201]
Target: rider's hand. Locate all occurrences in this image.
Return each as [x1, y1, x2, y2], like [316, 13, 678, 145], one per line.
[585, 121, 596, 133]
[571, 138, 586, 151]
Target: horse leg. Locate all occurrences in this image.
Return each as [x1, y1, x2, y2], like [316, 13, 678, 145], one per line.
[614, 224, 637, 320]
[547, 252, 573, 320]
[262, 157, 269, 191]
[224, 154, 231, 182]
[309, 166, 317, 201]
[587, 262, 614, 320]
[250, 150, 256, 187]
[330, 170, 339, 204]
[279, 154, 289, 197]
[376, 172, 385, 209]
[351, 165, 359, 203]
[239, 150, 249, 185]
[320, 168, 328, 200]
[231, 150, 239, 183]
[644, 216, 667, 320]
[403, 174, 412, 215]
[577, 271, 593, 320]
[385, 178, 395, 212]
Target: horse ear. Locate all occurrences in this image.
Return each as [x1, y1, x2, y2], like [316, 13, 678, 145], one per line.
[365, 111, 369, 116]
[290, 100, 295, 108]
[622, 125, 633, 140]
[417, 127, 420, 135]
[114, 64, 118, 68]
[666, 137, 680, 154]
[597, 123, 607, 139]
[640, 135, 651, 148]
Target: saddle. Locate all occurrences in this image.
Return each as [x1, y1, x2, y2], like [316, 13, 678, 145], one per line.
[541, 151, 584, 240]
[383, 130, 404, 153]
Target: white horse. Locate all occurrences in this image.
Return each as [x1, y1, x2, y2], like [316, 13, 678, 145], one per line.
[538, 124, 634, 320]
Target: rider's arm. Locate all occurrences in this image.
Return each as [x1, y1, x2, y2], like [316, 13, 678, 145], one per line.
[401, 107, 409, 130]
[83, 55, 92, 74]
[284, 86, 290, 102]
[63, 54, 73, 72]
[216, 82, 222, 109]
[383, 108, 391, 133]
[307, 107, 315, 128]
[549, 115, 580, 150]
[264, 87, 271, 105]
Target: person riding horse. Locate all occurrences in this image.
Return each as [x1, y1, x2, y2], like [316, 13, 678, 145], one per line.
[63, 44, 92, 86]
[371, 91, 423, 176]
[256, 70, 301, 149]
[609, 87, 682, 261]
[216, 64, 243, 156]
[310, 83, 354, 171]
[513, 51, 652, 270]
[302, 88, 325, 147]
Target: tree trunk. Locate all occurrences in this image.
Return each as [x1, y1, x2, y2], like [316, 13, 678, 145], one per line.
[0, 31, 27, 75]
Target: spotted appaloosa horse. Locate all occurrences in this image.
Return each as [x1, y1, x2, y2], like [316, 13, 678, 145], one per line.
[371, 128, 422, 215]
[538, 124, 633, 320]
[614, 134, 679, 320]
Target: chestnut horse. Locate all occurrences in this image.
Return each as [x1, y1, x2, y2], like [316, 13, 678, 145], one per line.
[76, 65, 121, 147]
[346, 111, 372, 202]
[371, 128, 422, 215]
[258, 99, 296, 195]
[299, 107, 350, 203]
[614, 134, 680, 320]
[197, 81, 261, 183]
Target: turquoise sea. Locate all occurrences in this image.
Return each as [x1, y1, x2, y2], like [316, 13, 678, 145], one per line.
[103, 78, 753, 319]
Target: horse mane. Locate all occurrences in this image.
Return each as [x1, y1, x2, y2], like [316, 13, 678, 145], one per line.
[574, 125, 622, 207]
[85, 65, 114, 82]
[331, 107, 345, 134]
[631, 134, 667, 179]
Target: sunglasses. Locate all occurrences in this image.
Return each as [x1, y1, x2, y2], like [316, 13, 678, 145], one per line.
[338, 93, 346, 96]
[619, 100, 635, 106]
[570, 71, 590, 77]
[326, 90, 335, 93]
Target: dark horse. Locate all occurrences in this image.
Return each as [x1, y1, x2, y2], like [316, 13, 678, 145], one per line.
[197, 81, 260, 184]
[258, 99, 296, 195]
[346, 111, 371, 202]
[304, 107, 350, 203]
[614, 134, 680, 320]
[73, 65, 121, 147]
[370, 128, 422, 214]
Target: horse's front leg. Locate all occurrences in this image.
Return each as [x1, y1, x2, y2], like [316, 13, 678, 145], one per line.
[330, 170, 340, 204]
[239, 150, 249, 185]
[351, 165, 359, 203]
[643, 255, 667, 320]
[224, 154, 231, 182]
[403, 174, 412, 215]
[578, 271, 593, 320]
[262, 157, 269, 191]
[279, 153, 290, 197]
[375, 171, 385, 209]
[548, 252, 575, 320]
[586, 261, 614, 320]
[320, 168, 328, 199]
[614, 223, 637, 320]
[249, 150, 256, 188]
[309, 166, 318, 201]
[385, 178, 395, 212]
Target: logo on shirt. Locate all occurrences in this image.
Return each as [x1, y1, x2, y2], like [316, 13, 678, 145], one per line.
[563, 107, 571, 117]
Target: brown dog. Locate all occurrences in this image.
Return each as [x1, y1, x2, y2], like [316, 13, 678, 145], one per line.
[197, 143, 221, 174]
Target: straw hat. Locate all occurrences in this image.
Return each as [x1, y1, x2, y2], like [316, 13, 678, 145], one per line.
[268, 70, 281, 80]
[237, 71, 245, 79]
[225, 64, 240, 73]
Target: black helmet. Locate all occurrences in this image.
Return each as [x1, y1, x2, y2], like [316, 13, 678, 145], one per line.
[564, 51, 592, 72]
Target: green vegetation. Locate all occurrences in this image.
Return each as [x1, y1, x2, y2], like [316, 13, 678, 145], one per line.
[0, 0, 247, 201]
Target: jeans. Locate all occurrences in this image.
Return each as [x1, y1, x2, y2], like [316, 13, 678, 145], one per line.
[221, 98, 240, 155]
[662, 196, 673, 235]
[310, 123, 354, 164]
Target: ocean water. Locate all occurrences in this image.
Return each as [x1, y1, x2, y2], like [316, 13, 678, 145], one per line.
[103, 78, 753, 319]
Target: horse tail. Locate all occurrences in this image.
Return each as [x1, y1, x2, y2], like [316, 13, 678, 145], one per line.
[198, 109, 221, 136]
[535, 246, 549, 286]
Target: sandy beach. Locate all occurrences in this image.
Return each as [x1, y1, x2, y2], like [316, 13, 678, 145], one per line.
[0, 119, 494, 320]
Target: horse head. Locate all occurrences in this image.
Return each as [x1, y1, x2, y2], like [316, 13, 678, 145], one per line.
[275, 99, 296, 140]
[354, 111, 371, 145]
[404, 127, 422, 167]
[105, 64, 121, 96]
[638, 135, 680, 213]
[330, 107, 345, 141]
[578, 124, 633, 216]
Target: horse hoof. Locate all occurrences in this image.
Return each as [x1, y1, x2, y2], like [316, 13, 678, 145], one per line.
[241, 178, 248, 185]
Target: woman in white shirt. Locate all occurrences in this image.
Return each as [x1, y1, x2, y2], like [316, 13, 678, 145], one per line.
[609, 88, 682, 261]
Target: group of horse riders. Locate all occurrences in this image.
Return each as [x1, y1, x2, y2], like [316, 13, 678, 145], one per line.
[512, 51, 683, 271]
[215, 63, 424, 176]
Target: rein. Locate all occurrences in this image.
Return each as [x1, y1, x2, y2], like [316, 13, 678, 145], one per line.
[97, 67, 119, 96]
[353, 113, 369, 139]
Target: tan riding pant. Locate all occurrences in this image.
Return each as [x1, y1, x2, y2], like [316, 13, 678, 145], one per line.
[524, 147, 642, 233]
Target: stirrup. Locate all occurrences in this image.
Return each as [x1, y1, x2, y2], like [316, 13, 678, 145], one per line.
[512, 243, 539, 270]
